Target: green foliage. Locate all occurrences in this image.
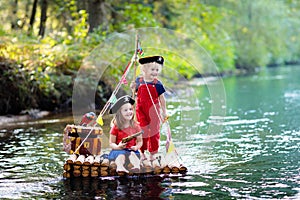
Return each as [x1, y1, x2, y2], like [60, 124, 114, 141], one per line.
[208, 0, 300, 70]
[164, 53, 197, 80]
[0, 35, 77, 113]
[1, 0, 300, 114]
[0, 56, 37, 114]
[111, 1, 161, 31]
[169, 1, 236, 74]
[283, 0, 300, 63]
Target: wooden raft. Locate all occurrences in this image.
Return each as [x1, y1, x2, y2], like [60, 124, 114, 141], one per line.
[63, 154, 188, 178]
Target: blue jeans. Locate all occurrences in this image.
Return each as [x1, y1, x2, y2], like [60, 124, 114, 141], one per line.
[108, 148, 140, 161]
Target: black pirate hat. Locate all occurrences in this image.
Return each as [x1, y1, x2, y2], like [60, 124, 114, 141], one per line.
[109, 95, 135, 114]
[138, 55, 164, 65]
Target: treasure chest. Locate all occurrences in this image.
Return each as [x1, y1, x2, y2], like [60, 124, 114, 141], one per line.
[63, 124, 103, 155]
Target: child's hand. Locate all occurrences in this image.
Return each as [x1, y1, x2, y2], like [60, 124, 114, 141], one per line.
[118, 141, 127, 149]
[162, 112, 168, 122]
[130, 81, 136, 90]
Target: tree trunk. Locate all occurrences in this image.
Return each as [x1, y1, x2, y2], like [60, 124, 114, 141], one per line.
[87, 0, 107, 33]
[77, 0, 88, 11]
[11, 0, 18, 29]
[19, 1, 31, 29]
[38, 0, 48, 37]
[28, 0, 38, 34]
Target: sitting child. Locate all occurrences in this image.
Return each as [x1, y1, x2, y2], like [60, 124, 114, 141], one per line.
[108, 95, 143, 173]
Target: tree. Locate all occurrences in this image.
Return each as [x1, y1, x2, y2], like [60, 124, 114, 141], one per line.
[87, 0, 108, 33]
[168, 0, 235, 73]
[28, 0, 38, 34]
[38, 0, 48, 37]
[10, 0, 19, 29]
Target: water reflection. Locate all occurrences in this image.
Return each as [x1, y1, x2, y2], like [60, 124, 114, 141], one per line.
[61, 176, 166, 199]
[59, 175, 221, 199]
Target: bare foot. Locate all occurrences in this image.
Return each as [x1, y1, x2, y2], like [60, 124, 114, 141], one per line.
[116, 166, 129, 174]
[142, 159, 151, 167]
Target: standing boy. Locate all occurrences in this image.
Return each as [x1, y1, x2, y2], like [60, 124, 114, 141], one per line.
[131, 56, 167, 167]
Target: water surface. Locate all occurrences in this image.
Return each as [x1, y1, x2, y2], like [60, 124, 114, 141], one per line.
[0, 65, 299, 199]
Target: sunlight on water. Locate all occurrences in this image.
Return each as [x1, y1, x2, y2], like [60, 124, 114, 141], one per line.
[162, 66, 300, 199]
[207, 115, 271, 126]
[0, 66, 300, 199]
[0, 180, 55, 199]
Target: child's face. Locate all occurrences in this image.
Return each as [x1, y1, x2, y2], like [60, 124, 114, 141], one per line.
[120, 103, 134, 121]
[143, 63, 161, 80]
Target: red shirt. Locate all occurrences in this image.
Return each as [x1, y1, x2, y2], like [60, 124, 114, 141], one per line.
[110, 122, 142, 149]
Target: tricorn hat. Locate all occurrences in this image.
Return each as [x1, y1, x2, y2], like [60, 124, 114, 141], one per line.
[109, 95, 135, 114]
[138, 55, 164, 65]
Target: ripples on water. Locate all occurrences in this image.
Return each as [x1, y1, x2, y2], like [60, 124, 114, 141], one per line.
[0, 126, 64, 199]
[1, 66, 300, 199]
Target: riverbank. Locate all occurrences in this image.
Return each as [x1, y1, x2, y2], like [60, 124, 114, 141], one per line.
[0, 110, 51, 128]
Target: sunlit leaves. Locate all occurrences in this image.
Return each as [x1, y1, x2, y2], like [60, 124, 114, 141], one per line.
[169, 1, 235, 74]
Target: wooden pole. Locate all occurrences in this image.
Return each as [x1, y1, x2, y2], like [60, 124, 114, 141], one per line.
[101, 158, 109, 167]
[83, 155, 94, 165]
[94, 155, 101, 166]
[63, 163, 71, 171]
[132, 31, 139, 98]
[75, 155, 85, 165]
[66, 154, 77, 164]
[63, 171, 71, 178]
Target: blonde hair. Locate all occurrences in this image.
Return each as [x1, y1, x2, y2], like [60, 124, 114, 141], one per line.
[140, 62, 162, 75]
[111, 105, 135, 130]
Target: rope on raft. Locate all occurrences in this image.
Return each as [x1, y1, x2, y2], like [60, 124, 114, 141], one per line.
[143, 78, 183, 165]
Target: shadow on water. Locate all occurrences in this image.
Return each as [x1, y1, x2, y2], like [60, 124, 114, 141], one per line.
[59, 176, 166, 199]
[54, 174, 217, 199]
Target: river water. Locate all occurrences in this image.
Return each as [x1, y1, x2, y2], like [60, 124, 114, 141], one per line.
[0, 65, 299, 199]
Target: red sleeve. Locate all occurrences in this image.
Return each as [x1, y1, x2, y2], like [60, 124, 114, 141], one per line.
[134, 122, 142, 132]
[110, 125, 119, 136]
